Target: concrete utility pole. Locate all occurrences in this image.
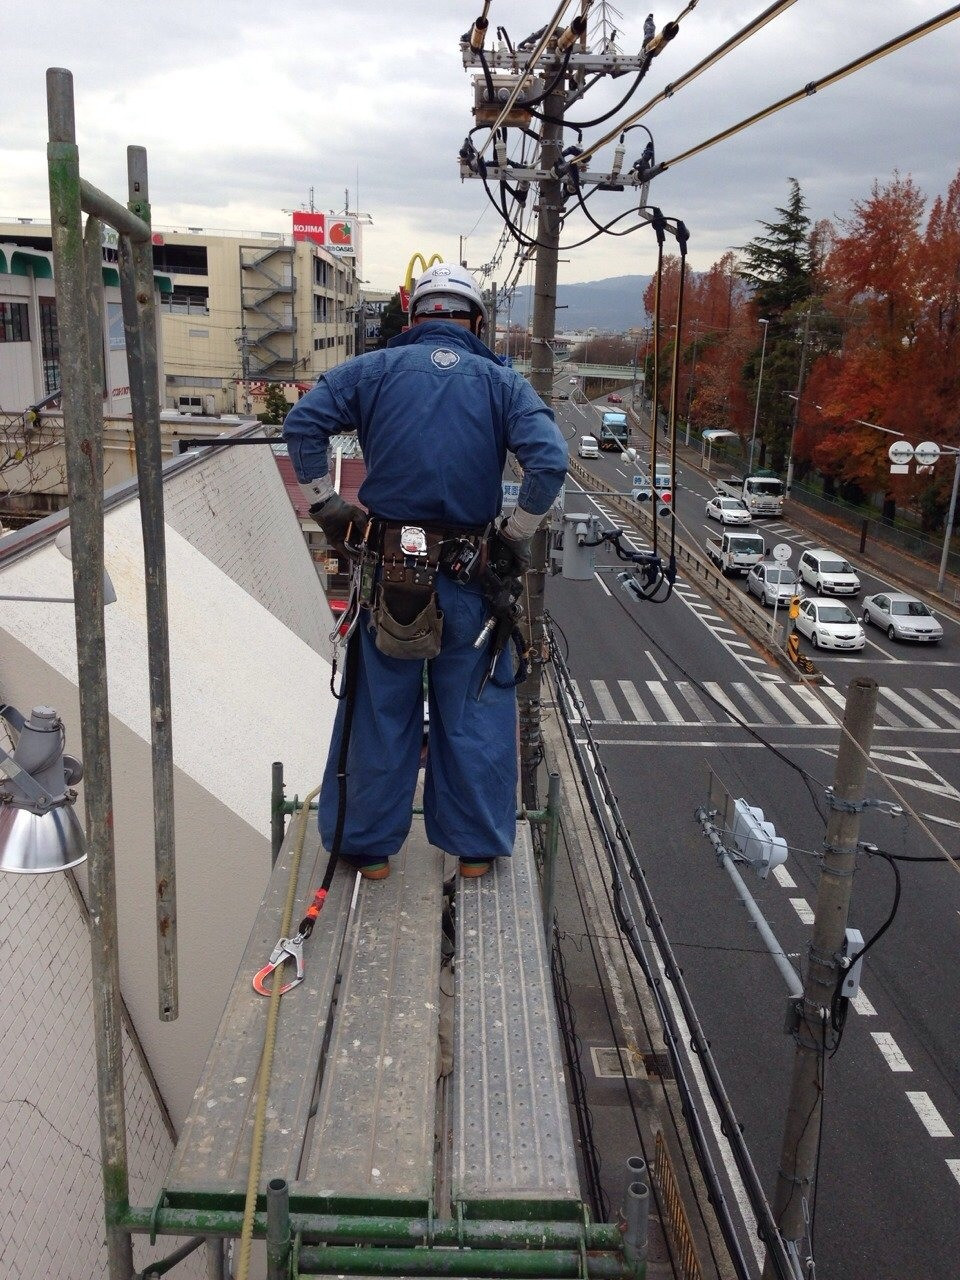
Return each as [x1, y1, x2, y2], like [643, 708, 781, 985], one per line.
[518, 79, 565, 807]
[764, 677, 879, 1277]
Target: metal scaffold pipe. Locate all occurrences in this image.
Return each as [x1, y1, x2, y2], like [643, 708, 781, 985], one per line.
[46, 63, 135, 1280]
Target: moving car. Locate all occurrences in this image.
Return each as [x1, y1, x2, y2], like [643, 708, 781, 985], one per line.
[607, 392, 623, 403]
[577, 434, 600, 459]
[705, 495, 752, 525]
[861, 591, 943, 642]
[794, 598, 865, 650]
[798, 547, 861, 596]
[746, 562, 803, 607]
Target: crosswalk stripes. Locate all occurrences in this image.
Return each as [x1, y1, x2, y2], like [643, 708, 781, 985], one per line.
[569, 676, 960, 732]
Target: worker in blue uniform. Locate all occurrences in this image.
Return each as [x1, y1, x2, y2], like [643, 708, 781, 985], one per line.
[283, 262, 567, 880]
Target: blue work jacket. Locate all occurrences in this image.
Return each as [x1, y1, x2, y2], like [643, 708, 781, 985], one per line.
[283, 322, 567, 525]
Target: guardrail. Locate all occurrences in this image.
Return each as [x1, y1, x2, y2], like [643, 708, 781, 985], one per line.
[568, 456, 794, 659]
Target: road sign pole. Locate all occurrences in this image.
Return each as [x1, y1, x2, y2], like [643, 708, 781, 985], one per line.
[763, 677, 879, 1277]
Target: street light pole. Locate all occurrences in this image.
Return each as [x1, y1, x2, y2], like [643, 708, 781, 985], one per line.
[748, 318, 769, 472]
[937, 449, 960, 593]
[785, 309, 811, 497]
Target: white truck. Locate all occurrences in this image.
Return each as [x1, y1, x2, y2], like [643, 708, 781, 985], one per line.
[706, 530, 766, 576]
[715, 472, 785, 516]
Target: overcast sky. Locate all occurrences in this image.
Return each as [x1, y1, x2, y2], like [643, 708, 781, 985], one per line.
[4, 2, 960, 298]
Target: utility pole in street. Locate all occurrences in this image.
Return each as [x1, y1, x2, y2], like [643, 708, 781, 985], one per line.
[518, 80, 564, 807]
[763, 676, 879, 1277]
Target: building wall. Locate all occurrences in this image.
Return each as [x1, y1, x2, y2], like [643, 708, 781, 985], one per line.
[0, 443, 339, 1274]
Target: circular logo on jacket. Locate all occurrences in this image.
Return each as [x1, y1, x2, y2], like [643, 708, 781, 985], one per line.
[431, 348, 460, 369]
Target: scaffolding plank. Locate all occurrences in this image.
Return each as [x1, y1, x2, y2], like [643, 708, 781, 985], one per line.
[300, 826, 443, 1200]
[165, 825, 355, 1197]
[453, 825, 581, 1209]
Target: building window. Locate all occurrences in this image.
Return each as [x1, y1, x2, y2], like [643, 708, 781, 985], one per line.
[314, 295, 328, 323]
[161, 285, 210, 314]
[0, 301, 30, 342]
[39, 297, 59, 395]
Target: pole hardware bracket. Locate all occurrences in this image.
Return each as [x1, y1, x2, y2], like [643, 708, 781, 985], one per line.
[824, 787, 904, 816]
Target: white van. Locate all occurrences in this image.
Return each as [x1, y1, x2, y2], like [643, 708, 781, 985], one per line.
[578, 434, 600, 459]
[798, 548, 861, 596]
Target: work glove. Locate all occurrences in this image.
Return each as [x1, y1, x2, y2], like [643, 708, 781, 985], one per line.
[493, 514, 533, 574]
[310, 492, 367, 551]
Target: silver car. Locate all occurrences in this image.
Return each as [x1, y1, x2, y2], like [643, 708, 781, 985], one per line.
[861, 592, 943, 643]
[746, 562, 803, 607]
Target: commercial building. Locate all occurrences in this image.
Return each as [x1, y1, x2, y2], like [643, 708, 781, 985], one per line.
[0, 215, 363, 420]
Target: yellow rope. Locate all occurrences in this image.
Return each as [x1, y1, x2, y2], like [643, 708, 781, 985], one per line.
[236, 781, 322, 1280]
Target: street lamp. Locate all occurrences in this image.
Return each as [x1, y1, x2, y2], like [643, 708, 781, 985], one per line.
[748, 318, 769, 472]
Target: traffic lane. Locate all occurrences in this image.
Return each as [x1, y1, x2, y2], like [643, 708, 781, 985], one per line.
[594, 732, 960, 1280]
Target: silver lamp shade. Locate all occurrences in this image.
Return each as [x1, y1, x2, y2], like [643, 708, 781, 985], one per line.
[0, 800, 87, 873]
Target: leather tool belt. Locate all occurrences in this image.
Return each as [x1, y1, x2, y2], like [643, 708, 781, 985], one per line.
[364, 518, 486, 661]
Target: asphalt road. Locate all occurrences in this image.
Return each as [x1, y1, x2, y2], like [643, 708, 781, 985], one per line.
[548, 395, 960, 1279]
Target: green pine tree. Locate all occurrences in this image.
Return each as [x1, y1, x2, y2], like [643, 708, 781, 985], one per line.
[738, 178, 814, 315]
[261, 383, 290, 426]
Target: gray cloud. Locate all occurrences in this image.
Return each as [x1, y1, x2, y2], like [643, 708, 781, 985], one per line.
[3, 2, 959, 289]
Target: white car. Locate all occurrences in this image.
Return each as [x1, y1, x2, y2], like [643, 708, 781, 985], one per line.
[746, 562, 803, 607]
[861, 592, 943, 643]
[706, 495, 752, 525]
[794, 597, 865, 651]
[798, 548, 861, 596]
[577, 434, 600, 459]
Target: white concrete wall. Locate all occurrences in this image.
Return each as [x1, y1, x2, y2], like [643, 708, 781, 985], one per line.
[0, 446, 340, 1273]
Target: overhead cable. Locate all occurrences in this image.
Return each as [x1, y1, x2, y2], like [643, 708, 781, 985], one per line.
[658, 4, 960, 174]
[474, 0, 576, 156]
[573, 0, 800, 166]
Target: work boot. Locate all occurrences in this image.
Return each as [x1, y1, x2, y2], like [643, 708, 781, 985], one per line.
[341, 856, 390, 881]
[458, 858, 491, 878]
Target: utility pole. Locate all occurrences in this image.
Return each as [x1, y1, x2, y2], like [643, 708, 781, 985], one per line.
[519, 77, 565, 807]
[763, 676, 879, 1277]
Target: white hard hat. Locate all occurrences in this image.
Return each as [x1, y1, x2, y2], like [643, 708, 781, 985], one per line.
[409, 262, 487, 327]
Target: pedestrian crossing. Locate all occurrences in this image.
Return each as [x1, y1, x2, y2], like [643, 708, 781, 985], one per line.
[567, 675, 960, 732]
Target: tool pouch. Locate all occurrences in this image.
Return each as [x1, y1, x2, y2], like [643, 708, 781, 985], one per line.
[371, 523, 443, 660]
[372, 582, 443, 659]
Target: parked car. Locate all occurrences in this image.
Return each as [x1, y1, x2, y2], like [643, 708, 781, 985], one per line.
[861, 592, 943, 643]
[794, 598, 865, 651]
[577, 434, 600, 458]
[797, 547, 861, 596]
[746, 562, 803, 608]
[607, 392, 623, 403]
[705, 495, 752, 525]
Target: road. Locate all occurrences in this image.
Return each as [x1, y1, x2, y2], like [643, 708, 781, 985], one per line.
[548, 396, 960, 1279]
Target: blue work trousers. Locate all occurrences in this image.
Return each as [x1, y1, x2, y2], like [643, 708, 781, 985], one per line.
[319, 573, 518, 860]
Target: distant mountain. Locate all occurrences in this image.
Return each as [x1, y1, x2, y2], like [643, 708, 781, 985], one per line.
[504, 275, 651, 333]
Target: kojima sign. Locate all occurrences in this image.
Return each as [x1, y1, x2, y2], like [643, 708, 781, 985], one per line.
[291, 212, 357, 257]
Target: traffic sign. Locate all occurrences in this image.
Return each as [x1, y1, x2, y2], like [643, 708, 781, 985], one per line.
[914, 441, 941, 467]
[887, 440, 914, 465]
[772, 542, 792, 564]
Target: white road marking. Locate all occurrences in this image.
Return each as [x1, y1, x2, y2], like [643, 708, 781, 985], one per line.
[906, 1092, 953, 1138]
[772, 864, 796, 889]
[675, 681, 723, 724]
[907, 688, 960, 729]
[594, 571, 612, 596]
[924, 813, 960, 830]
[732, 681, 778, 725]
[947, 1159, 960, 1188]
[790, 898, 815, 924]
[591, 680, 621, 722]
[618, 680, 653, 724]
[645, 649, 668, 680]
[702, 682, 744, 722]
[760, 682, 813, 725]
[850, 989, 876, 1016]
[646, 681, 687, 725]
[879, 686, 939, 728]
[871, 1031, 912, 1072]
[792, 685, 841, 724]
